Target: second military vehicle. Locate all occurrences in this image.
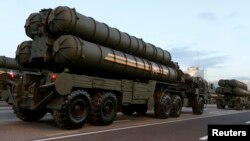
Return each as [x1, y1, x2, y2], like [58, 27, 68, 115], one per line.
[0, 56, 39, 102]
[215, 79, 250, 110]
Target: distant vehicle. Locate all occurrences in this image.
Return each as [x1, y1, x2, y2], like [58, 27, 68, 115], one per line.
[0, 56, 18, 101]
[0, 56, 38, 101]
[0, 69, 17, 101]
[215, 79, 250, 110]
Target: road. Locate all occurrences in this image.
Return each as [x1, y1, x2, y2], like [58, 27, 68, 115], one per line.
[0, 101, 250, 141]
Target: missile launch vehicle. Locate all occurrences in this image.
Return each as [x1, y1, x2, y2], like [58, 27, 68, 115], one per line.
[3, 6, 209, 129]
[215, 79, 250, 110]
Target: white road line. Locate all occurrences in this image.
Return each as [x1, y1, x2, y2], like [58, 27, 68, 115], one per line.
[0, 107, 12, 109]
[33, 111, 249, 141]
[45, 131, 80, 137]
[114, 120, 131, 123]
[0, 119, 18, 122]
[245, 121, 250, 124]
[0, 110, 13, 113]
[199, 135, 208, 141]
[208, 111, 220, 114]
[181, 114, 191, 116]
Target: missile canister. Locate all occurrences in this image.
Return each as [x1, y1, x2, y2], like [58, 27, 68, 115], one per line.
[218, 79, 228, 87]
[25, 13, 42, 39]
[16, 38, 55, 69]
[53, 35, 178, 82]
[25, 9, 52, 39]
[0, 56, 23, 70]
[48, 6, 171, 66]
[222, 87, 233, 94]
[215, 87, 223, 94]
[16, 41, 32, 67]
[229, 79, 248, 90]
[0, 56, 39, 72]
[215, 86, 233, 95]
[233, 87, 250, 97]
[218, 79, 248, 90]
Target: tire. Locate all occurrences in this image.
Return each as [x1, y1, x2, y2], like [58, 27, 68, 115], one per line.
[121, 105, 135, 115]
[228, 105, 234, 109]
[13, 107, 47, 122]
[216, 100, 225, 109]
[235, 103, 243, 110]
[135, 104, 148, 115]
[245, 104, 250, 109]
[90, 92, 117, 126]
[192, 96, 204, 115]
[154, 90, 172, 119]
[170, 95, 182, 117]
[53, 90, 90, 129]
[216, 103, 225, 109]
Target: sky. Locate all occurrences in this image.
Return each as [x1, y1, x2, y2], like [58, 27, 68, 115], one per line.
[0, 0, 250, 82]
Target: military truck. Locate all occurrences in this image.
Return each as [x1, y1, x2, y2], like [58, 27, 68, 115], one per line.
[0, 56, 39, 102]
[3, 6, 209, 129]
[215, 79, 250, 110]
[0, 56, 22, 101]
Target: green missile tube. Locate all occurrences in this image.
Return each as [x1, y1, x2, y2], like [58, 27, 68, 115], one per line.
[48, 6, 171, 66]
[53, 35, 178, 82]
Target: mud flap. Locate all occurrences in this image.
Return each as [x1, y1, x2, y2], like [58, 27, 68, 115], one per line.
[55, 73, 73, 95]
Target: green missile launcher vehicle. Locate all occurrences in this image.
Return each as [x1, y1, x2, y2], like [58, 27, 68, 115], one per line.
[0, 56, 39, 101]
[3, 6, 210, 129]
[215, 79, 250, 110]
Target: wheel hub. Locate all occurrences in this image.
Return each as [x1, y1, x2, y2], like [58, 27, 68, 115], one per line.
[103, 101, 114, 116]
[72, 100, 86, 118]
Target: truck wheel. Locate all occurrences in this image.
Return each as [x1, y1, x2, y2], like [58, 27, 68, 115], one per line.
[135, 104, 148, 115]
[53, 90, 90, 129]
[154, 90, 171, 119]
[90, 92, 117, 126]
[192, 96, 204, 115]
[13, 107, 47, 122]
[228, 105, 234, 109]
[216, 103, 225, 109]
[245, 104, 250, 109]
[235, 104, 243, 110]
[216, 100, 225, 109]
[170, 95, 182, 117]
[121, 105, 135, 115]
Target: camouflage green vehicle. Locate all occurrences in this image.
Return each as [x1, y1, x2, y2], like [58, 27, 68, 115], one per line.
[0, 72, 7, 100]
[0, 56, 20, 101]
[3, 6, 209, 129]
[7, 69, 208, 129]
[0, 56, 38, 102]
[215, 79, 250, 110]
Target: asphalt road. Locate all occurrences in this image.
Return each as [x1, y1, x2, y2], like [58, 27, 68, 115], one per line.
[0, 101, 250, 141]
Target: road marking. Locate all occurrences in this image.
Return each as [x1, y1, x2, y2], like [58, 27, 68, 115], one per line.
[33, 111, 250, 141]
[0, 110, 13, 113]
[208, 111, 220, 114]
[44, 120, 130, 137]
[245, 121, 250, 124]
[181, 114, 191, 116]
[114, 120, 131, 123]
[199, 135, 207, 141]
[209, 110, 239, 114]
[0, 107, 12, 110]
[46, 131, 79, 137]
[0, 119, 18, 122]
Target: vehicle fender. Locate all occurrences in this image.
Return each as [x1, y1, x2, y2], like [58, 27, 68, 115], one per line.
[55, 73, 73, 95]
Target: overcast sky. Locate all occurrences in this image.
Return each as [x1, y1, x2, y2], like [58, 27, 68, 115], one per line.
[0, 0, 249, 81]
